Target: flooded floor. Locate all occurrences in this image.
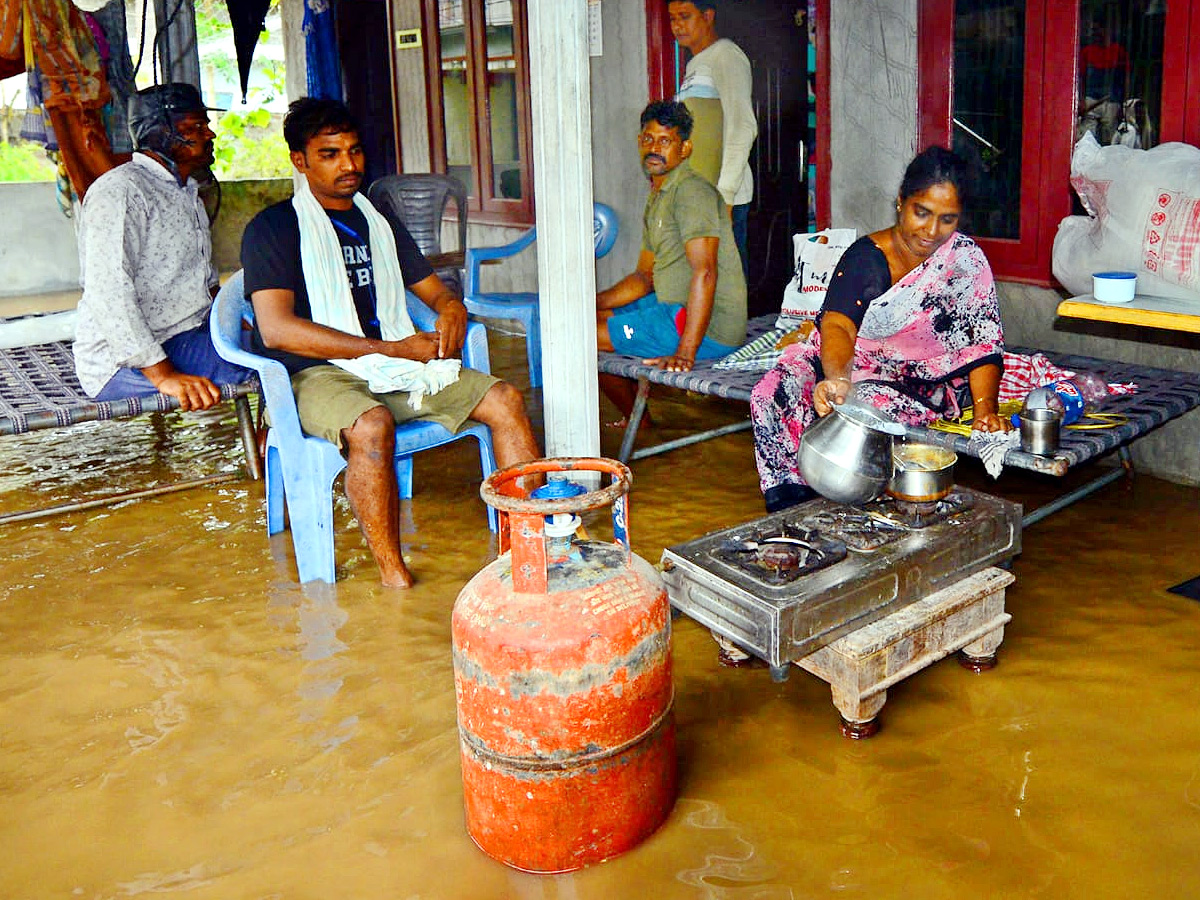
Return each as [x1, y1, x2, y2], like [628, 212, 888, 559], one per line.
[3, 332, 1200, 898]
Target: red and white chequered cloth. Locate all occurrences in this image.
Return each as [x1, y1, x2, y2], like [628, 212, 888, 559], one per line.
[998, 351, 1137, 402]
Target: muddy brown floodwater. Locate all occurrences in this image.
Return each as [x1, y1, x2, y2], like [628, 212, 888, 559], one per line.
[3, 333, 1200, 899]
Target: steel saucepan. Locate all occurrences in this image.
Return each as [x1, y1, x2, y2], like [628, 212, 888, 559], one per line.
[887, 443, 957, 502]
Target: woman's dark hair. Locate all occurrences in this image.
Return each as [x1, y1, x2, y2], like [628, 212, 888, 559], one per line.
[899, 145, 968, 201]
[640, 100, 694, 141]
[283, 98, 360, 153]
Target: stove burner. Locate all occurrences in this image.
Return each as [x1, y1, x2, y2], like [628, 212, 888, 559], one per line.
[660, 485, 1023, 668]
[868, 490, 975, 529]
[797, 509, 907, 553]
[712, 524, 848, 585]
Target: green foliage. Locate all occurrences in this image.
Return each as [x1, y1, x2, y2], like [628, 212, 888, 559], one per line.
[0, 140, 56, 183]
[211, 110, 291, 180]
[196, 0, 288, 180]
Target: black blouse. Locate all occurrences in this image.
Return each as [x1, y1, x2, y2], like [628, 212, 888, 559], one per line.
[817, 236, 891, 329]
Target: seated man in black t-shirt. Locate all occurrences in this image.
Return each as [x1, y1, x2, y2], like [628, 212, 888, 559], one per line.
[241, 98, 539, 588]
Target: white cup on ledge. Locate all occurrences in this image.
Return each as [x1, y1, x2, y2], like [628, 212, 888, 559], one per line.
[1092, 271, 1137, 304]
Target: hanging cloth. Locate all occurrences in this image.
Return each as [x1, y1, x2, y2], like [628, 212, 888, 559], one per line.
[19, 64, 55, 147]
[87, 1, 136, 154]
[0, 0, 120, 198]
[152, 0, 200, 85]
[302, 0, 341, 101]
[224, 0, 270, 101]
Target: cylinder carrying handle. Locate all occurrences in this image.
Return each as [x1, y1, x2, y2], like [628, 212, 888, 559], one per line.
[480, 457, 634, 594]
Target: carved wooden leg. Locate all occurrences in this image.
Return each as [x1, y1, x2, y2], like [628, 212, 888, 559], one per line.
[958, 625, 1007, 673]
[831, 687, 887, 739]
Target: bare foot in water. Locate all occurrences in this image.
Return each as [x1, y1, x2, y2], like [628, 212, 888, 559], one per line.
[380, 564, 415, 589]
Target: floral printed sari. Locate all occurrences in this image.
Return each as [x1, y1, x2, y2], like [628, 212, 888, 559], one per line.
[750, 232, 1003, 493]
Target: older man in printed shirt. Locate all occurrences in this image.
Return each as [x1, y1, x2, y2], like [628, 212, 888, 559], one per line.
[73, 83, 252, 410]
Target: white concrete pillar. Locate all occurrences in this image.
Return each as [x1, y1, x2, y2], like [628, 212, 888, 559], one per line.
[526, 0, 601, 460]
[280, 0, 308, 104]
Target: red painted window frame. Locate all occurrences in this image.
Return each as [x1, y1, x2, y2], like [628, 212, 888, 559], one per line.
[644, 0, 832, 229]
[918, 0, 1200, 286]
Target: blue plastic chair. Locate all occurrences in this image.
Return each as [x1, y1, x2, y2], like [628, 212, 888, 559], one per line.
[210, 270, 498, 584]
[463, 202, 618, 388]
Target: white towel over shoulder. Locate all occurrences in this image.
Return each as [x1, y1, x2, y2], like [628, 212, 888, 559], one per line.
[292, 173, 460, 408]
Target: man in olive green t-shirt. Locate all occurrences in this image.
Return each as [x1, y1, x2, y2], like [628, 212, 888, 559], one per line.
[596, 100, 748, 420]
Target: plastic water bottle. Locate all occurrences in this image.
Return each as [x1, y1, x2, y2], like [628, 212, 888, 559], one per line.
[1011, 372, 1109, 427]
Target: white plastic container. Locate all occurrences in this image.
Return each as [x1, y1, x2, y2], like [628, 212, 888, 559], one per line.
[1092, 271, 1137, 303]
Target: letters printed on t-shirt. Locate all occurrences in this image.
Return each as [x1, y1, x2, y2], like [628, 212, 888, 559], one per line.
[342, 242, 372, 289]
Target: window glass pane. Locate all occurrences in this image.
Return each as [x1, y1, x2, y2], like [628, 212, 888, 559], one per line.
[485, 0, 522, 199]
[952, 0, 1025, 240]
[1077, 0, 1165, 150]
[438, 0, 474, 195]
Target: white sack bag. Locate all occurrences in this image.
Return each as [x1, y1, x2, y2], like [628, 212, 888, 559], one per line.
[1053, 133, 1200, 300]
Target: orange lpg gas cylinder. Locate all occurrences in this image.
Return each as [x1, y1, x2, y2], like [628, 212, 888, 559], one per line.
[451, 458, 676, 873]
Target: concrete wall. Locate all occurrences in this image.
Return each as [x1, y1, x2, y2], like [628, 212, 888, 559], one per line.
[392, 0, 431, 173]
[0, 183, 80, 297]
[0, 177, 293, 301]
[588, 2, 651, 293]
[828, 0, 918, 233]
[211, 178, 295, 272]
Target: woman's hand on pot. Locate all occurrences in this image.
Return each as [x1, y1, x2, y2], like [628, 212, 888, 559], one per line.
[813, 377, 852, 416]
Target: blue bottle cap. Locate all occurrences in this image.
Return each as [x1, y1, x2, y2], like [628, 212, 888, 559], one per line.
[531, 480, 588, 500]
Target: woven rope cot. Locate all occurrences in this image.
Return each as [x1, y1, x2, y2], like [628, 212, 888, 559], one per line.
[0, 340, 261, 522]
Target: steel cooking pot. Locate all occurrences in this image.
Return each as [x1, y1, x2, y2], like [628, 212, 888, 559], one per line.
[798, 399, 905, 505]
[887, 443, 957, 502]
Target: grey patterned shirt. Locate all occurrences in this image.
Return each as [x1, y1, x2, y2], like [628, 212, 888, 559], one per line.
[73, 154, 217, 396]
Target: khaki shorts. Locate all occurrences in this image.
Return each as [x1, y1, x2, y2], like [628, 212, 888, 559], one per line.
[290, 364, 499, 448]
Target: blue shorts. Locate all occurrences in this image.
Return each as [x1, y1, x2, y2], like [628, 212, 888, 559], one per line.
[94, 325, 254, 401]
[606, 294, 736, 359]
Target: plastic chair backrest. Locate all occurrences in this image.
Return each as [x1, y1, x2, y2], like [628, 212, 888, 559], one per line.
[367, 173, 468, 258]
[213, 269, 489, 379]
[463, 202, 619, 298]
[593, 202, 619, 259]
[211, 270, 310, 449]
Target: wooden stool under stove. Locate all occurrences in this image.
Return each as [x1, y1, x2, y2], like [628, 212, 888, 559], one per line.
[793, 566, 1014, 738]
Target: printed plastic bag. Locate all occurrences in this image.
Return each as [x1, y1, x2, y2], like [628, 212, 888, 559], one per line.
[1053, 132, 1200, 300]
[776, 228, 856, 329]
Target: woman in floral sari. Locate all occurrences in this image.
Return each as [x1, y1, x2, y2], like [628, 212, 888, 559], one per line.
[751, 146, 1012, 512]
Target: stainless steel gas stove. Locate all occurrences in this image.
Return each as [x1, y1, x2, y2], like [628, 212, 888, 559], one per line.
[660, 486, 1022, 673]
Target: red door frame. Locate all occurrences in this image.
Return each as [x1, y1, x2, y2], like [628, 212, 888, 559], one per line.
[1162, 0, 1200, 145]
[645, 0, 832, 229]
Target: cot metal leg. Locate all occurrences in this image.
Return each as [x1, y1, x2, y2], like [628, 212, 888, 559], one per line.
[1022, 446, 1133, 527]
[617, 378, 651, 464]
[0, 474, 241, 525]
[235, 394, 262, 481]
[630, 419, 753, 462]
